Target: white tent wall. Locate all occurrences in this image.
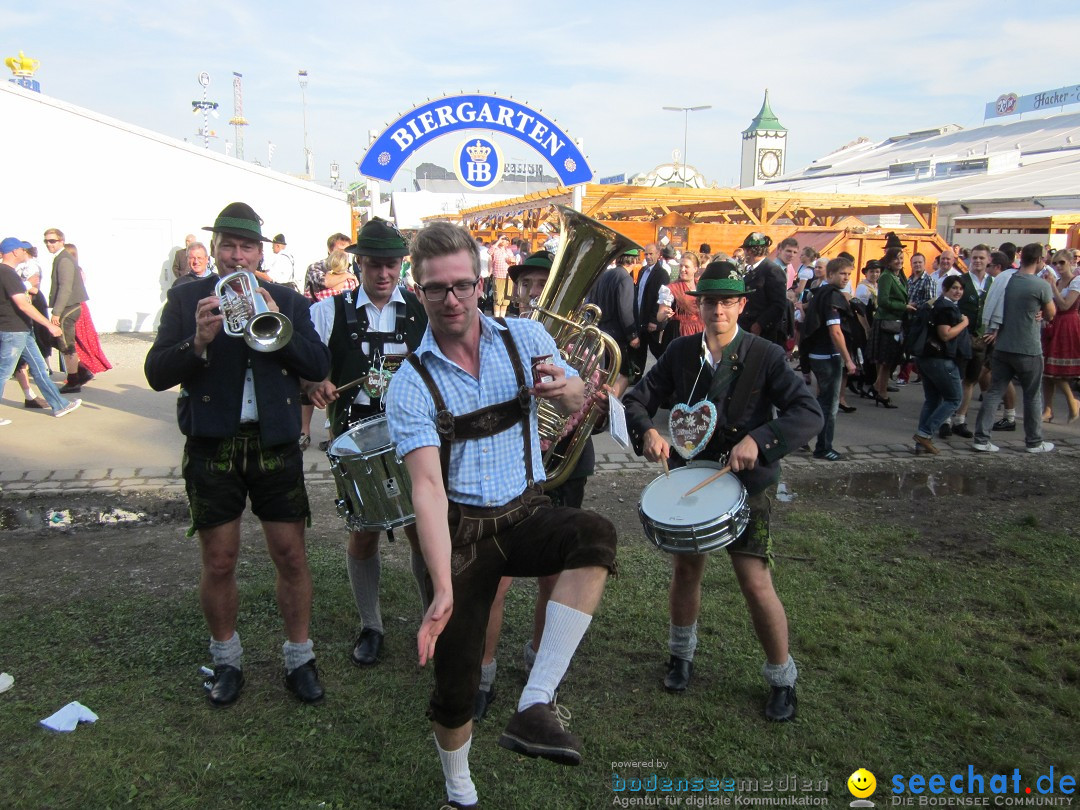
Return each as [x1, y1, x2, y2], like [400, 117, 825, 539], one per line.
[1, 82, 350, 332]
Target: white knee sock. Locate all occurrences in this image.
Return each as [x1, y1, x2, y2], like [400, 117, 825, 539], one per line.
[479, 658, 497, 692]
[668, 622, 698, 660]
[209, 631, 243, 669]
[347, 552, 383, 634]
[283, 639, 314, 673]
[517, 602, 591, 711]
[762, 655, 798, 687]
[435, 735, 477, 806]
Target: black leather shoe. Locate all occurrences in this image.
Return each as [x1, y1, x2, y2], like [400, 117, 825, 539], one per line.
[59, 381, 82, 394]
[663, 656, 693, 693]
[207, 664, 244, 708]
[951, 423, 973, 439]
[764, 685, 797, 722]
[938, 422, 952, 438]
[285, 659, 325, 704]
[474, 685, 497, 722]
[76, 367, 95, 385]
[993, 418, 1016, 431]
[351, 628, 384, 666]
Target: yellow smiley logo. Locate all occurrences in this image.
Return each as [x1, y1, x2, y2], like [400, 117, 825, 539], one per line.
[848, 768, 877, 798]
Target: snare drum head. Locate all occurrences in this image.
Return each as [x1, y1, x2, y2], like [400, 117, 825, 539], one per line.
[328, 414, 392, 457]
[640, 463, 744, 527]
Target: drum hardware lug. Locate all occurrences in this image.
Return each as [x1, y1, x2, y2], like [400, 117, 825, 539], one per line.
[386, 528, 396, 543]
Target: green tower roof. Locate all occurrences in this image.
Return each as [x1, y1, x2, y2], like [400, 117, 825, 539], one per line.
[743, 89, 786, 134]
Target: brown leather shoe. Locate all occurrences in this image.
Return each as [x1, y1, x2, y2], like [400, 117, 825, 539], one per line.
[24, 397, 48, 409]
[912, 434, 939, 455]
[498, 701, 581, 766]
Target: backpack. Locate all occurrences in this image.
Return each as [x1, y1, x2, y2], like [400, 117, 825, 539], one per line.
[903, 301, 934, 357]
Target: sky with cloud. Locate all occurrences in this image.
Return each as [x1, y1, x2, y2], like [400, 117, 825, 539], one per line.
[6, 0, 1080, 189]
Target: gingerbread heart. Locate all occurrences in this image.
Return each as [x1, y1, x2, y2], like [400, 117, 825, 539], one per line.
[669, 401, 718, 460]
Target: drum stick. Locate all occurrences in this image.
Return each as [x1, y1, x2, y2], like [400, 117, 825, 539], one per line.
[334, 376, 367, 395]
[660, 456, 669, 478]
[680, 465, 731, 498]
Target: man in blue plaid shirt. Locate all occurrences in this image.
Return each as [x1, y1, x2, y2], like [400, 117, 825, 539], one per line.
[386, 221, 617, 810]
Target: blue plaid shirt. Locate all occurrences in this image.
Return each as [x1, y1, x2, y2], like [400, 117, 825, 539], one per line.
[386, 314, 577, 507]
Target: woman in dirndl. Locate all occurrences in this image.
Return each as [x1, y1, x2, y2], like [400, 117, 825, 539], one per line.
[867, 247, 907, 407]
[1041, 249, 1080, 423]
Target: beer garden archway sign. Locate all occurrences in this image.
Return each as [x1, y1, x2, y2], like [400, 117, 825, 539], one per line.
[359, 94, 593, 192]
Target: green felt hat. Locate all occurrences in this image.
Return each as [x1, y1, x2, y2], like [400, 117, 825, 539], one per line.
[203, 202, 271, 242]
[509, 250, 554, 283]
[687, 260, 747, 297]
[346, 217, 408, 259]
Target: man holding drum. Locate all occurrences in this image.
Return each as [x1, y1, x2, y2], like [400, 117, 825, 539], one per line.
[623, 260, 821, 722]
[307, 217, 428, 667]
[386, 222, 617, 809]
[145, 201, 332, 707]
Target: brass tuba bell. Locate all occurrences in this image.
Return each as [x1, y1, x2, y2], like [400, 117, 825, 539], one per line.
[215, 270, 294, 352]
[530, 205, 642, 488]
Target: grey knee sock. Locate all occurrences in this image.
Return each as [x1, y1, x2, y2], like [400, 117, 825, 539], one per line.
[283, 639, 315, 673]
[668, 622, 698, 660]
[347, 552, 383, 634]
[410, 548, 430, 616]
[762, 655, 798, 687]
[479, 659, 497, 691]
[209, 631, 243, 669]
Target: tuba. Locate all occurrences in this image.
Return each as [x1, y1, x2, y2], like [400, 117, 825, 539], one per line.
[215, 270, 294, 352]
[530, 205, 642, 488]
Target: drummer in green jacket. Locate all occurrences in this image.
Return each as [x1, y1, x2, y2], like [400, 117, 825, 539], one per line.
[623, 260, 822, 722]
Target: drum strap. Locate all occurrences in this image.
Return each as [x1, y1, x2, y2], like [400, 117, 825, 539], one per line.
[718, 336, 769, 442]
[405, 320, 534, 488]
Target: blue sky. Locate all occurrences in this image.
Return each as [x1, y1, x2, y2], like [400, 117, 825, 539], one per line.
[6, 0, 1080, 189]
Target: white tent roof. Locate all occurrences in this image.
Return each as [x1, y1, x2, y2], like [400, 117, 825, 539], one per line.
[389, 189, 519, 229]
[763, 112, 1080, 204]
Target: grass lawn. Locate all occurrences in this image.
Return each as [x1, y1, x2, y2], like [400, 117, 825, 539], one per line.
[2, 486, 1077, 809]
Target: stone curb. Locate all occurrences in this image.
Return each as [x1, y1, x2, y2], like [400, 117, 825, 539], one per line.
[1, 442, 1076, 497]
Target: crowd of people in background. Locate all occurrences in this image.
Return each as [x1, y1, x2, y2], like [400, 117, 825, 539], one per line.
[0, 228, 111, 425]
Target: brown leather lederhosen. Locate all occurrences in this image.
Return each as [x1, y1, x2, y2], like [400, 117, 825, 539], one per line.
[405, 321, 548, 545]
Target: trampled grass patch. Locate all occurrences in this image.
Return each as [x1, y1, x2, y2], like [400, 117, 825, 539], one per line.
[2, 496, 1077, 809]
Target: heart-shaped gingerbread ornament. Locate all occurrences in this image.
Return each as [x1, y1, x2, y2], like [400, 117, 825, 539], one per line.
[669, 401, 718, 459]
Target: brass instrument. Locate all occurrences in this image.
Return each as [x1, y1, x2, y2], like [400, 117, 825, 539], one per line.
[215, 270, 294, 352]
[531, 205, 642, 488]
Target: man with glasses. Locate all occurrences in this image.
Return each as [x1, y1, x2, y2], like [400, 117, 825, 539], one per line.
[145, 202, 331, 708]
[0, 237, 80, 423]
[306, 218, 428, 668]
[42, 228, 91, 393]
[386, 222, 617, 809]
[624, 260, 821, 721]
[171, 242, 213, 287]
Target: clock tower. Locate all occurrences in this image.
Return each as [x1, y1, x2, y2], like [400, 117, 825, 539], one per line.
[740, 89, 787, 187]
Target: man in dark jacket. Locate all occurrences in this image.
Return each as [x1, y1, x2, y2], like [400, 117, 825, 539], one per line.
[145, 202, 331, 709]
[634, 242, 670, 361]
[43, 227, 90, 392]
[624, 260, 821, 721]
[590, 248, 641, 395]
[737, 232, 788, 346]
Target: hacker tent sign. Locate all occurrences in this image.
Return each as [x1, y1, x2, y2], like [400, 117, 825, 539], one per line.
[359, 94, 592, 188]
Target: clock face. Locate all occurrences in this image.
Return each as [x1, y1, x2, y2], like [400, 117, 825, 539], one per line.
[758, 149, 781, 178]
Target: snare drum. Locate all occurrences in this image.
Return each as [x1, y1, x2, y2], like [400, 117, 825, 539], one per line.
[327, 415, 415, 531]
[637, 462, 750, 554]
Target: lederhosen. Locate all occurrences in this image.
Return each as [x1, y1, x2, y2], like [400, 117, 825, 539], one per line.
[327, 289, 425, 438]
[405, 320, 548, 542]
[405, 320, 617, 727]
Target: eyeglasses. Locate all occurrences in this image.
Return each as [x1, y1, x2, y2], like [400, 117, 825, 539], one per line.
[1052, 260, 1068, 267]
[700, 297, 743, 309]
[415, 278, 480, 303]
[44, 239, 61, 244]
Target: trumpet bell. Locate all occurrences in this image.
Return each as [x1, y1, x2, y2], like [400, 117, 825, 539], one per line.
[215, 270, 293, 353]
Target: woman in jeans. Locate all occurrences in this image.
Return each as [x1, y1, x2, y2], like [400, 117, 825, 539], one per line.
[912, 275, 969, 455]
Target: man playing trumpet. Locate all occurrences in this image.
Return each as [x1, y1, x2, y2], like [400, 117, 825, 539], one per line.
[145, 202, 331, 708]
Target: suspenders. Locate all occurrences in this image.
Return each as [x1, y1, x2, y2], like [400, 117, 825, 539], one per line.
[406, 320, 534, 488]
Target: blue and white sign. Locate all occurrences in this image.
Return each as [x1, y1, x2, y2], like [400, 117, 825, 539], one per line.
[598, 173, 626, 185]
[359, 94, 592, 186]
[984, 84, 1080, 118]
[455, 137, 503, 191]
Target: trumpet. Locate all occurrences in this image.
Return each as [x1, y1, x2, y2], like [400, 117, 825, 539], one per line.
[215, 270, 293, 352]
